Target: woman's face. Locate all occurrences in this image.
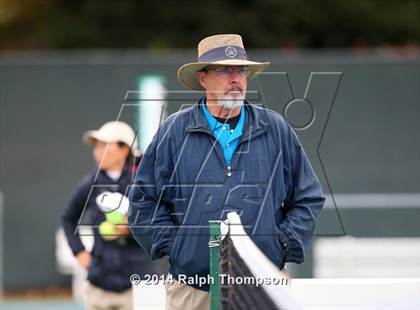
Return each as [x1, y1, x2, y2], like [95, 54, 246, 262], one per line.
[93, 141, 129, 170]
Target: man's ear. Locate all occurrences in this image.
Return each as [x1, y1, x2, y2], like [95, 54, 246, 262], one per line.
[197, 71, 206, 89]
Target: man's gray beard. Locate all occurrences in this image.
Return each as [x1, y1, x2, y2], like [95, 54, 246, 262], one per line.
[217, 93, 245, 110]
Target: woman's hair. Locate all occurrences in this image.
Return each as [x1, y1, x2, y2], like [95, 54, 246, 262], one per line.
[117, 141, 141, 169]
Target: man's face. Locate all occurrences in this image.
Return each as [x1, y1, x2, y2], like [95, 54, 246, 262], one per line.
[197, 65, 249, 110]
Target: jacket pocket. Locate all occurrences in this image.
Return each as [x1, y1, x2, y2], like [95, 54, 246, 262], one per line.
[273, 226, 287, 269]
[169, 231, 182, 266]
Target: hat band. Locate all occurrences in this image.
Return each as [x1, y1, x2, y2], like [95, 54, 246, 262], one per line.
[198, 45, 248, 62]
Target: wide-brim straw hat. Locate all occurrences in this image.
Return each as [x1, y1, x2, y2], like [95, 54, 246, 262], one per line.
[83, 121, 141, 157]
[178, 34, 270, 90]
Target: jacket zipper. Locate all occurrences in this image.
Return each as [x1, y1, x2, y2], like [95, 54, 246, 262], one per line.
[189, 126, 267, 178]
[188, 128, 233, 177]
[228, 127, 267, 175]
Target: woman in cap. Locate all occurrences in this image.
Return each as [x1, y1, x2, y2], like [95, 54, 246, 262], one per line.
[62, 121, 156, 310]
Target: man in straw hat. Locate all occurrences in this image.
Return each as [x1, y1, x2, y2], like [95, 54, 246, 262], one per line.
[129, 34, 325, 310]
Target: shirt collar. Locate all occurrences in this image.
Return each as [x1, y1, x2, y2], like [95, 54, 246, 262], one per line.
[201, 97, 223, 130]
[187, 97, 267, 143]
[201, 97, 245, 133]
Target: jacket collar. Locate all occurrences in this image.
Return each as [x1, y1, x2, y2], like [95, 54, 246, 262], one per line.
[186, 97, 269, 139]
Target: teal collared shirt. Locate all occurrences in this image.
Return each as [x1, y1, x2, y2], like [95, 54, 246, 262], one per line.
[201, 98, 246, 166]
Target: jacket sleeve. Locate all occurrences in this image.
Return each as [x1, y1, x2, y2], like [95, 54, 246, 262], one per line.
[277, 124, 325, 264]
[61, 175, 92, 256]
[128, 126, 176, 260]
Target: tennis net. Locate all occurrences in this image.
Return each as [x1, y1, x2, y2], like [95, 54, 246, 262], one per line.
[209, 212, 300, 310]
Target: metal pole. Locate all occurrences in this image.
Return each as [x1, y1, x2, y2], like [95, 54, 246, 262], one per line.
[209, 220, 221, 310]
[136, 75, 167, 152]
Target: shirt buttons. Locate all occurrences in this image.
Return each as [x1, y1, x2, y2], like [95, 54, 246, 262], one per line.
[222, 126, 226, 131]
[226, 143, 230, 147]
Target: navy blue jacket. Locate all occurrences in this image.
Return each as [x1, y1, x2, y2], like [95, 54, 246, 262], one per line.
[128, 101, 325, 291]
[62, 166, 156, 292]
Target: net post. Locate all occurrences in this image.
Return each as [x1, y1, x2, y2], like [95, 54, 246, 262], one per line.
[209, 220, 221, 310]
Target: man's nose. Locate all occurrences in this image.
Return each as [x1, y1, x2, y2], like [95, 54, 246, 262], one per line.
[229, 70, 240, 82]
